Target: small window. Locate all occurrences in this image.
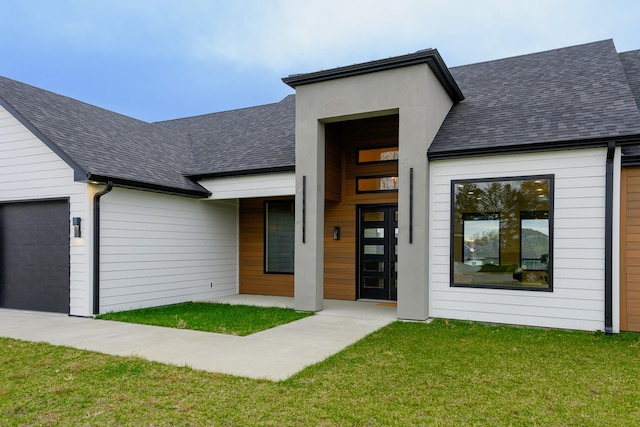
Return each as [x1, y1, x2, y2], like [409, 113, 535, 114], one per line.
[357, 176, 398, 193]
[265, 200, 295, 274]
[451, 176, 553, 291]
[357, 146, 398, 164]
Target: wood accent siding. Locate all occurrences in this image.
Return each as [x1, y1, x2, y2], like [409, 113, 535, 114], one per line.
[239, 197, 294, 296]
[621, 167, 640, 332]
[324, 115, 399, 300]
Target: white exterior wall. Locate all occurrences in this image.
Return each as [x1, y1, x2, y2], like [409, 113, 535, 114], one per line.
[430, 148, 609, 331]
[0, 106, 93, 316]
[99, 188, 237, 313]
[199, 172, 295, 200]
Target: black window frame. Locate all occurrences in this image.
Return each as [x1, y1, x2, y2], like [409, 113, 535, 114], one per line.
[450, 174, 554, 292]
[264, 200, 295, 275]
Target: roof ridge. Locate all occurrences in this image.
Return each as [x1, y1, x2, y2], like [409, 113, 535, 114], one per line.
[450, 39, 615, 70]
[155, 95, 294, 125]
[0, 75, 154, 125]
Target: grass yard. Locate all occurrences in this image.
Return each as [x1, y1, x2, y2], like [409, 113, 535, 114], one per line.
[96, 302, 313, 336]
[1, 319, 639, 426]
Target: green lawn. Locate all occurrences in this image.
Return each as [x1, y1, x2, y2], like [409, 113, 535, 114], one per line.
[2, 320, 639, 426]
[96, 302, 313, 336]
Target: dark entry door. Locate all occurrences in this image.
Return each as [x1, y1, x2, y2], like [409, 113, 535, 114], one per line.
[358, 205, 398, 300]
[0, 200, 70, 313]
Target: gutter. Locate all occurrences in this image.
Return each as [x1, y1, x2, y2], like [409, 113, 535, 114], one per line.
[93, 181, 113, 315]
[85, 173, 210, 198]
[604, 142, 615, 334]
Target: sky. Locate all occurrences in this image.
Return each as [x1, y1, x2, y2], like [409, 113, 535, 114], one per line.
[1, 0, 639, 122]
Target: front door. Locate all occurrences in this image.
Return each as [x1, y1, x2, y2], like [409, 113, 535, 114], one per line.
[358, 205, 398, 300]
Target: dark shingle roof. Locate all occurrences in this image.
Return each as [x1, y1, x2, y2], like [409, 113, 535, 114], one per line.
[429, 40, 640, 159]
[2, 39, 639, 193]
[0, 76, 208, 196]
[619, 49, 640, 161]
[620, 49, 640, 113]
[156, 95, 295, 177]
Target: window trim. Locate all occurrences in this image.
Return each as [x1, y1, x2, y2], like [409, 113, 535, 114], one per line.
[264, 199, 295, 275]
[449, 174, 554, 292]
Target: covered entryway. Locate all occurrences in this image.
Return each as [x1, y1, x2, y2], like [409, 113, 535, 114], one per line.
[0, 199, 70, 313]
[621, 167, 640, 332]
[358, 205, 398, 300]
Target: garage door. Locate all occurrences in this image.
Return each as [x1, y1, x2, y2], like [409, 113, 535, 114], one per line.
[621, 168, 640, 332]
[0, 199, 70, 313]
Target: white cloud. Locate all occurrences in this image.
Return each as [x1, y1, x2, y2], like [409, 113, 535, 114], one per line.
[188, 0, 640, 72]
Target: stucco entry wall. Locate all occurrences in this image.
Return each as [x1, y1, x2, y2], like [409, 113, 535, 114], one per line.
[293, 64, 454, 319]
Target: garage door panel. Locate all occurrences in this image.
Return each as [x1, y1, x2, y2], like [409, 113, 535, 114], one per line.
[0, 200, 70, 313]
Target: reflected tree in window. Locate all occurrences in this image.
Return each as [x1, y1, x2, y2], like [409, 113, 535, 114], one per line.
[452, 176, 552, 290]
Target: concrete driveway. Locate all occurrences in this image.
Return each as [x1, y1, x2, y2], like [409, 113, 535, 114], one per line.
[0, 296, 396, 381]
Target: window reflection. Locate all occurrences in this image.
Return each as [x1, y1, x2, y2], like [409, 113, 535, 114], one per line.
[452, 177, 552, 290]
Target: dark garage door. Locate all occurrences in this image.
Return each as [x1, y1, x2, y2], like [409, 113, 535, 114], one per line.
[0, 200, 70, 313]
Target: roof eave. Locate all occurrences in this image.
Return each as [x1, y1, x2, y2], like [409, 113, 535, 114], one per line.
[282, 49, 464, 103]
[428, 134, 640, 161]
[84, 173, 211, 198]
[189, 165, 296, 181]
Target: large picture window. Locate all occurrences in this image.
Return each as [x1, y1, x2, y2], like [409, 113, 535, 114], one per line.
[451, 176, 553, 291]
[265, 200, 295, 274]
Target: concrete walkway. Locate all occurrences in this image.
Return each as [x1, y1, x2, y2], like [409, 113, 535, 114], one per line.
[0, 296, 396, 381]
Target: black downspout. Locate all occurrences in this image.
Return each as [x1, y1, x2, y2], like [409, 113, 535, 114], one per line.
[605, 142, 615, 334]
[93, 181, 113, 315]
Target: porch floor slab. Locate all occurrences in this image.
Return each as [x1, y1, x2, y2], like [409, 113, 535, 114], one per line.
[0, 297, 396, 381]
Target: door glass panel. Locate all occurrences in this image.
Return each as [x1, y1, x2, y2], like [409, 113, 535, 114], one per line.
[364, 261, 384, 272]
[363, 277, 385, 289]
[394, 211, 398, 222]
[364, 211, 384, 222]
[364, 245, 384, 255]
[394, 245, 398, 255]
[364, 228, 385, 238]
[359, 205, 398, 301]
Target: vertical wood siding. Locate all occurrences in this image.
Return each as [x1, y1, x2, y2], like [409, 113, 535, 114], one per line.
[0, 106, 92, 316]
[239, 197, 294, 296]
[99, 188, 237, 312]
[620, 167, 640, 332]
[324, 115, 399, 300]
[430, 148, 607, 331]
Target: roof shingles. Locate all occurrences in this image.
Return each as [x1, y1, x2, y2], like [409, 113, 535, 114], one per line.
[0, 76, 206, 195]
[156, 95, 295, 177]
[429, 40, 640, 158]
[1, 39, 639, 194]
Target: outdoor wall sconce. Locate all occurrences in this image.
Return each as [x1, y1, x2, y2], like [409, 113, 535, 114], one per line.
[73, 217, 81, 238]
[333, 226, 340, 240]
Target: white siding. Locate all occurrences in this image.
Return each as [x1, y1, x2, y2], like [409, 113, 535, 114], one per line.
[199, 172, 295, 200]
[430, 148, 608, 331]
[0, 106, 93, 316]
[99, 188, 237, 312]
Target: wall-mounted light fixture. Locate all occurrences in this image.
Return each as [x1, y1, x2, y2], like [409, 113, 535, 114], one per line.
[333, 226, 340, 240]
[73, 217, 81, 238]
